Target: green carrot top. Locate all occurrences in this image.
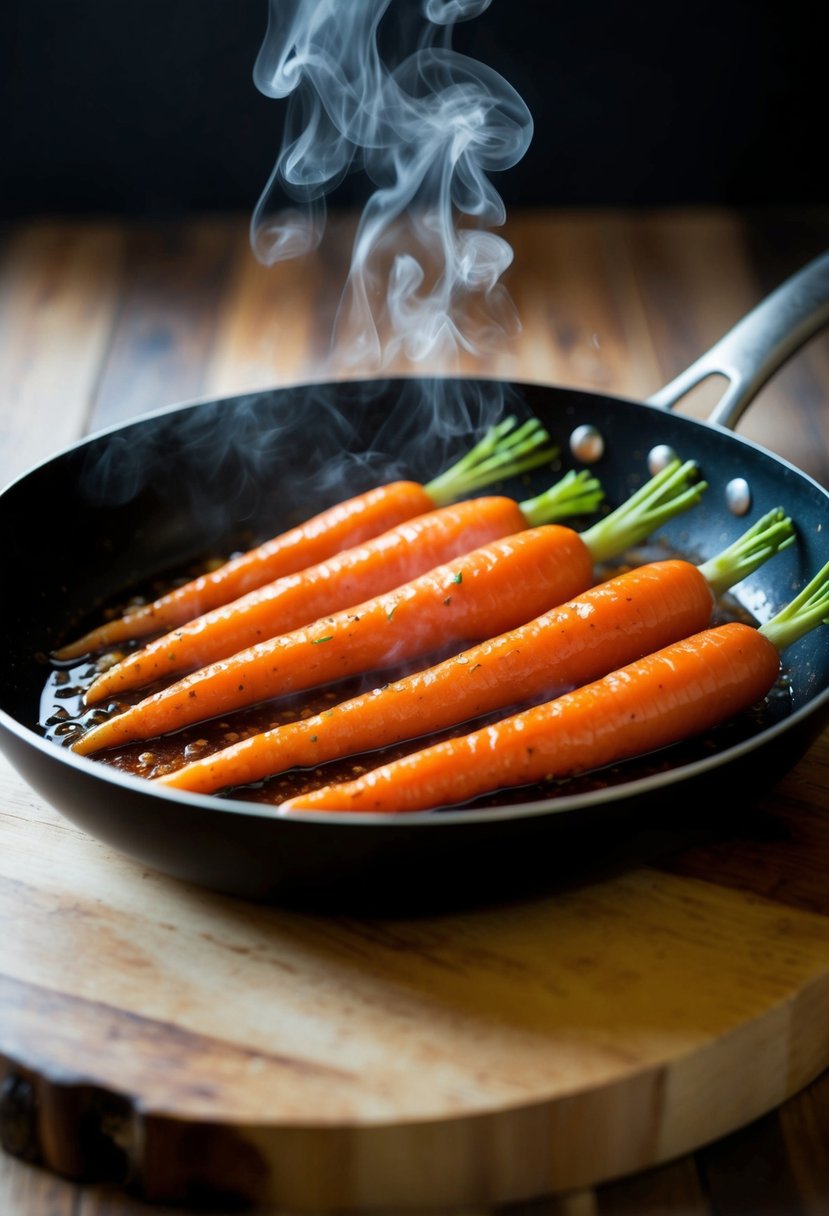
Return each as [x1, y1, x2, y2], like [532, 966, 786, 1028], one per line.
[698, 507, 796, 599]
[518, 467, 605, 525]
[424, 415, 559, 504]
[576, 458, 708, 565]
[761, 560, 829, 653]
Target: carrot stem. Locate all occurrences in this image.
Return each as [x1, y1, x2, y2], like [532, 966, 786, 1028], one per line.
[519, 468, 605, 525]
[579, 458, 707, 564]
[697, 508, 796, 598]
[761, 560, 829, 652]
[423, 415, 559, 504]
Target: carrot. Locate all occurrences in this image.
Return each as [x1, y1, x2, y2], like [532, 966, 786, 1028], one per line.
[86, 468, 605, 702]
[156, 508, 794, 794]
[71, 458, 706, 756]
[54, 414, 559, 660]
[280, 559, 829, 815]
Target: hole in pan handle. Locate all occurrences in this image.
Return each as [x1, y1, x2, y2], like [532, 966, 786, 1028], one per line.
[646, 249, 829, 431]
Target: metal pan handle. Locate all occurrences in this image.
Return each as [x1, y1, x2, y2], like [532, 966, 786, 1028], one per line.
[646, 250, 829, 431]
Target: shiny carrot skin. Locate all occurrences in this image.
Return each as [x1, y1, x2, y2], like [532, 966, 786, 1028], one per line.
[72, 526, 595, 755]
[85, 468, 604, 703]
[281, 557, 829, 815]
[55, 481, 435, 660]
[54, 416, 558, 659]
[71, 527, 590, 753]
[156, 504, 794, 794]
[71, 458, 707, 756]
[280, 623, 782, 815]
[84, 496, 526, 701]
[156, 558, 716, 794]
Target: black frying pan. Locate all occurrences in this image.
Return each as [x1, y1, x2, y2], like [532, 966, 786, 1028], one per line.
[1, 254, 828, 910]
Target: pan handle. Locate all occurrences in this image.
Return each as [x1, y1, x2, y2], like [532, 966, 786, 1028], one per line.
[645, 250, 829, 430]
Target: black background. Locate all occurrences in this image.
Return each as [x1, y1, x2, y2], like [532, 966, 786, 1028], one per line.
[1, 0, 825, 219]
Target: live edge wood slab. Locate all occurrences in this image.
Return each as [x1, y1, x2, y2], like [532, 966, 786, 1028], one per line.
[1, 208, 828, 1214]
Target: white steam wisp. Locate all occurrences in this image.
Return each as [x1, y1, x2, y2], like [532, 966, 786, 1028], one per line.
[250, 0, 532, 369]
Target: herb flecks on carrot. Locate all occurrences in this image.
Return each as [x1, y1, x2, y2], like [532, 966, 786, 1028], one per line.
[54, 415, 559, 660]
[283, 627, 780, 815]
[84, 469, 605, 703]
[280, 561, 828, 816]
[156, 507, 794, 795]
[71, 459, 705, 757]
[72, 526, 595, 755]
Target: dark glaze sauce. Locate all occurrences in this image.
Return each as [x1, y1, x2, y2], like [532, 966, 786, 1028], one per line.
[39, 543, 793, 813]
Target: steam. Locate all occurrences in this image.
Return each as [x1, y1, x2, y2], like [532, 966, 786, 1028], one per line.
[74, 4, 537, 530]
[251, 0, 532, 369]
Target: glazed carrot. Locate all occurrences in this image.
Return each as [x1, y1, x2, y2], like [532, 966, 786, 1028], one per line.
[71, 458, 706, 756]
[155, 509, 794, 794]
[54, 414, 559, 659]
[86, 468, 604, 702]
[281, 560, 829, 815]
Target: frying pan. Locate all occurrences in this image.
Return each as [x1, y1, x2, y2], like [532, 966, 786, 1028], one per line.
[1, 253, 828, 910]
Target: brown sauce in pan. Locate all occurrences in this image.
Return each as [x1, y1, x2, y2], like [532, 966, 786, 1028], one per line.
[38, 545, 792, 812]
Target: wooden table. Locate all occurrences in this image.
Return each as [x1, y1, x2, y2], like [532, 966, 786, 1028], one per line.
[1, 207, 828, 1214]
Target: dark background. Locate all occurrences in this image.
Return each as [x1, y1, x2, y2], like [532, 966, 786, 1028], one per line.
[1, 0, 825, 220]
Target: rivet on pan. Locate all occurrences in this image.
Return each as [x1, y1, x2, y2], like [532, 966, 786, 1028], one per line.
[725, 477, 752, 516]
[647, 444, 678, 475]
[570, 424, 604, 463]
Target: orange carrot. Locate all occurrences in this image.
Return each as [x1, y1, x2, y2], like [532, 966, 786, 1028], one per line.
[86, 469, 604, 702]
[71, 459, 706, 756]
[154, 509, 795, 794]
[280, 559, 829, 815]
[54, 414, 559, 659]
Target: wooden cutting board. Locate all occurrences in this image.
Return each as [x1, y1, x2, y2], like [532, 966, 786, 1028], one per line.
[2, 743, 828, 1212]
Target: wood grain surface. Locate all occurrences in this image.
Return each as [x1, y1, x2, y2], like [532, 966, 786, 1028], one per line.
[1, 208, 828, 1214]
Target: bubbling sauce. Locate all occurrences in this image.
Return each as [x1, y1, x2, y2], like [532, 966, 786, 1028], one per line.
[39, 545, 792, 812]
